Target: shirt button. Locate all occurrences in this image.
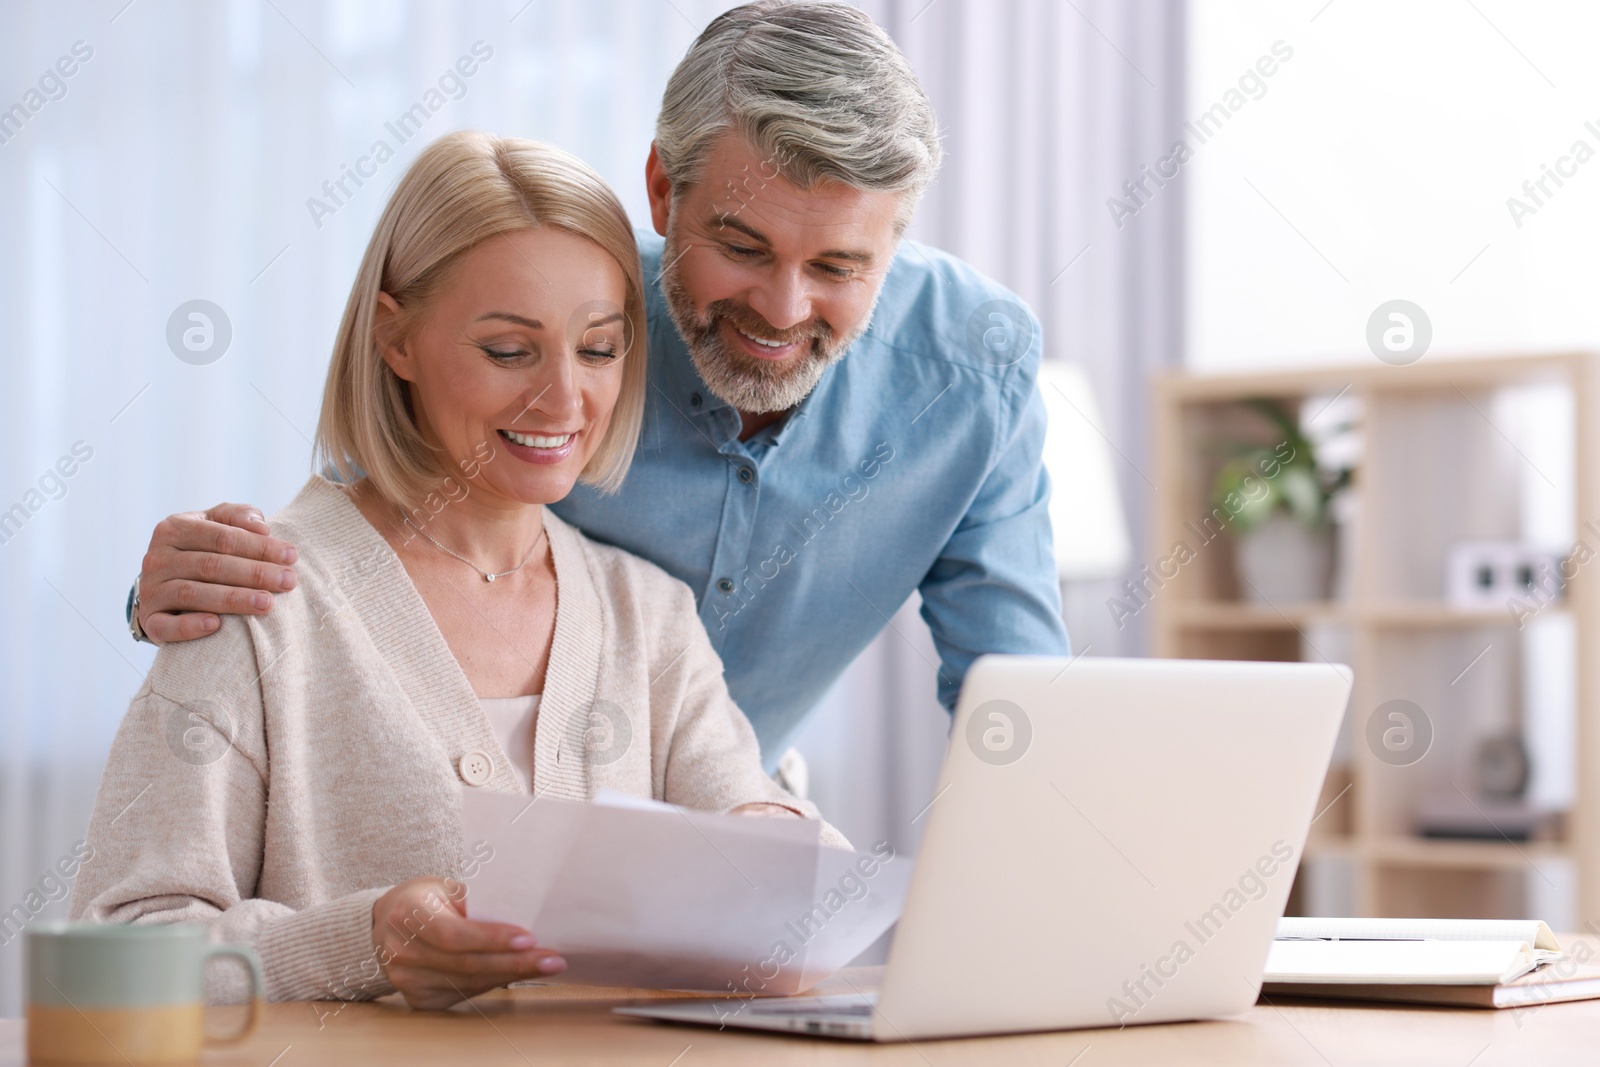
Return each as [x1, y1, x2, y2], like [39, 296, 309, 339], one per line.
[458, 751, 494, 787]
[690, 392, 702, 408]
[716, 578, 735, 593]
[737, 466, 754, 484]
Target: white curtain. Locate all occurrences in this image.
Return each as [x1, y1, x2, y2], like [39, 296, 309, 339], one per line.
[0, 0, 1182, 1013]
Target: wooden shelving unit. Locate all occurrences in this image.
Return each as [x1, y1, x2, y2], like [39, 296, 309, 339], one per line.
[1151, 353, 1600, 921]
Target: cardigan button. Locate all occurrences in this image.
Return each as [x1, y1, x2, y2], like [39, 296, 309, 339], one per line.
[458, 751, 494, 787]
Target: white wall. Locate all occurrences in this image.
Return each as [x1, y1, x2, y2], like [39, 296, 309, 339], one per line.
[1189, 0, 1600, 369]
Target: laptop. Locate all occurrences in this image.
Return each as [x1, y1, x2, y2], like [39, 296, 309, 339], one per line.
[617, 655, 1352, 1041]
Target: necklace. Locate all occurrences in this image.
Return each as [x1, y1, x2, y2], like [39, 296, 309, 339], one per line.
[400, 511, 547, 583]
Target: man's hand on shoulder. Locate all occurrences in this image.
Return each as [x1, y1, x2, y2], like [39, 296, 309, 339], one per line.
[136, 503, 299, 644]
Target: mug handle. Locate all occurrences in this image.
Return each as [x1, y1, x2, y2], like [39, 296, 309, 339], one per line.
[201, 944, 265, 1045]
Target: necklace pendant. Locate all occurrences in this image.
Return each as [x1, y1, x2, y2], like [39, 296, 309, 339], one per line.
[485, 573, 497, 583]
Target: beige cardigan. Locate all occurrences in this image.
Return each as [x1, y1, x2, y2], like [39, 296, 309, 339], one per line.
[72, 477, 843, 1003]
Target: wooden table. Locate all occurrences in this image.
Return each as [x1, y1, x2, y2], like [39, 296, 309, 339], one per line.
[6, 965, 1599, 1066]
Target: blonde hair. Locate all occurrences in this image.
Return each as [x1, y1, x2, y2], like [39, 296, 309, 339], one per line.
[315, 130, 647, 504]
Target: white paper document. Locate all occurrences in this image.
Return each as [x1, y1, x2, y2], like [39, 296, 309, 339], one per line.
[459, 788, 911, 993]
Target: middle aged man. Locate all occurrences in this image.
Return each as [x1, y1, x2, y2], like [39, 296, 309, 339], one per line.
[128, 0, 1071, 769]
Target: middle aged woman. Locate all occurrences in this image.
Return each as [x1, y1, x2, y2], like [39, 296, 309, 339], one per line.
[71, 130, 845, 1011]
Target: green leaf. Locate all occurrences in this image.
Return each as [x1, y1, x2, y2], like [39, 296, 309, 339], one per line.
[1279, 466, 1324, 525]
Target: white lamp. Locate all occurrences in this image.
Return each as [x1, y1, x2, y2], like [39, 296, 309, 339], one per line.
[1036, 361, 1133, 581]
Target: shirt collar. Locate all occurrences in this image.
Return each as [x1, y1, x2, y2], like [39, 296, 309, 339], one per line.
[653, 323, 725, 420]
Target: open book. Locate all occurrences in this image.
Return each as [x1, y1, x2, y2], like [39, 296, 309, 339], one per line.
[1263, 918, 1600, 1008]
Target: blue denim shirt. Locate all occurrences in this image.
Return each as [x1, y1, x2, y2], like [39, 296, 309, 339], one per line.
[552, 232, 1070, 764]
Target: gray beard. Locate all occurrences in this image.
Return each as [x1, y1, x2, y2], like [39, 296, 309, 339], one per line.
[658, 224, 875, 415]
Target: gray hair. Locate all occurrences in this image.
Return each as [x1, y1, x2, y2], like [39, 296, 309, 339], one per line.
[655, 0, 941, 228]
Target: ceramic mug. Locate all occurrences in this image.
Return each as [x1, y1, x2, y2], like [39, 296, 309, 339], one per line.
[26, 921, 263, 1064]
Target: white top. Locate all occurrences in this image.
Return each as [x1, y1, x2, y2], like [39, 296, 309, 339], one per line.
[477, 694, 541, 792]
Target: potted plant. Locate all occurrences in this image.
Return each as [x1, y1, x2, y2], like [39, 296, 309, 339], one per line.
[1211, 399, 1353, 605]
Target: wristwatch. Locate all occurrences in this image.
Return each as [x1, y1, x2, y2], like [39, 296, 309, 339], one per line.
[127, 575, 152, 644]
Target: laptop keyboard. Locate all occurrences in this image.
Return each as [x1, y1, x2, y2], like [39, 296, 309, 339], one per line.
[746, 994, 876, 1016]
